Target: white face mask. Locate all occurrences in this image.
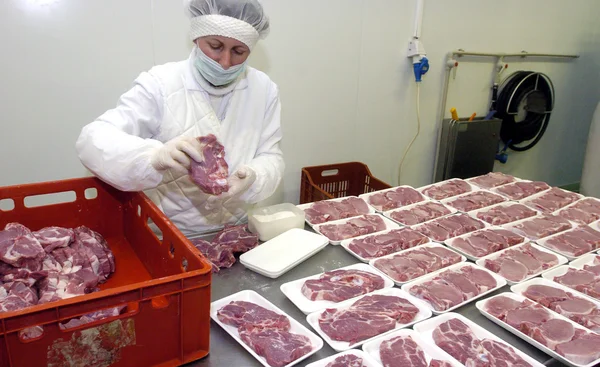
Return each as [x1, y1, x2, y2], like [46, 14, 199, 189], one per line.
[194, 46, 247, 87]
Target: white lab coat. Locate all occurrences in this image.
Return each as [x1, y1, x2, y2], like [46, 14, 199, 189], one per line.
[581, 101, 600, 198]
[76, 50, 284, 236]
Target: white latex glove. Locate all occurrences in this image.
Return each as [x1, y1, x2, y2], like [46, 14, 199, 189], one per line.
[151, 136, 204, 174]
[204, 166, 256, 210]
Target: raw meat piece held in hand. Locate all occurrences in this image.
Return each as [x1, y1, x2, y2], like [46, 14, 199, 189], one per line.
[189, 134, 230, 195]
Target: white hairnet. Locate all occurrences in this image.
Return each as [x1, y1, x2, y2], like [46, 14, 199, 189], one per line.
[184, 0, 270, 39]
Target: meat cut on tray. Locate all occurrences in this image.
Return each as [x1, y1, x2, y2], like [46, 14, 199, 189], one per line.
[522, 284, 600, 332]
[553, 262, 600, 300]
[325, 354, 364, 367]
[379, 335, 454, 367]
[469, 172, 516, 189]
[318, 215, 387, 242]
[539, 226, 600, 258]
[217, 301, 313, 367]
[408, 265, 498, 311]
[493, 181, 550, 201]
[483, 244, 560, 283]
[387, 201, 453, 226]
[301, 269, 385, 303]
[318, 294, 419, 345]
[372, 246, 463, 283]
[303, 197, 371, 224]
[508, 214, 572, 240]
[347, 228, 430, 260]
[365, 187, 425, 212]
[443, 191, 506, 212]
[523, 187, 582, 213]
[556, 198, 600, 225]
[483, 295, 600, 365]
[475, 203, 538, 225]
[190, 134, 230, 195]
[420, 179, 472, 201]
[432, 318, 532, 367]
[191, 224, 259, 273]
[448, 228, 525, 258]
[413, 214, 486, 242]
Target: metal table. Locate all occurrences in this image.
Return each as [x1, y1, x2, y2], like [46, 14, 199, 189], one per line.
[189, 239, 564, 367]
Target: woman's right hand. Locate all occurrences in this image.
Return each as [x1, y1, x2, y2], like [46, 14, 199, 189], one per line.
[151, 136, 204, 174]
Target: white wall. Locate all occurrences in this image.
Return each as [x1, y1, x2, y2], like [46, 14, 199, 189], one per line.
[1, 0, 599, 205]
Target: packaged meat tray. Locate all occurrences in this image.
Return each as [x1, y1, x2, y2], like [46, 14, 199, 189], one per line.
[466, 172, 518, 189]
[210, 290, 323, 367]
[418, 179, 477, 201]
[475, 242, 567, 285]
[412, 312, 544, 367]
[469, 201, 539, 226]
[340, 228, 431, 263]
[570, 253, 600, 271]
[411, 213, 489, 243]
[279, 263, 395, 315]
[305, 349, 380, 367]
[401, 262, 506, 314]
[521, 187, 584, 213]
[555, 198, 600, 226]
[511, 277, 600, 333]
[477, 292, 600, 367]
[445, 226, 527, 261]
[369, 243, 466, 286]
[361, 328, 462, 367]
[441, 190, 507, 213]
[536, 225, 600, 260]
[297, 196, 374, 227]
[491, 179, 551, 201]
[305, 287, 431, 352]
[359, 185, 426, 212]
[313, 214, 399, 245]
[542, 265, 600, 303]
[502, 213, 574, 241]
[383, 200, 457, 227]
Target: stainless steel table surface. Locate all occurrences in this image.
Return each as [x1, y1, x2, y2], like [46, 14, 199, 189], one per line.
[188, 239, 564, 367]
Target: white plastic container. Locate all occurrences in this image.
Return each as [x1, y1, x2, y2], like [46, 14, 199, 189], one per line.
[248, 203, 306, 241]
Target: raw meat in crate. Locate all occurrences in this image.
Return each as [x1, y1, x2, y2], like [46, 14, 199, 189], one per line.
[325, 354, 364, 367]
[33, 227, 74, 252]
[421, 179, 472, 200]
[494, 181, 550, 200]
[388, 201, 452, 226]
[450, 228, 524, 258]
[541, 226, 600, 258]
[524, 187, 581, 213]
[304, 197, 370, 224]
[483, 244, 559, 282]
[347, 228, 429, 260]
[189, 134, 229, 195]
[413, 214, 486, 242]
[318, 215, 386, 241]
[373, 246, 462, 282]
[557, 198, 600, 225]
[317, 294, 419, 344]
[0, 223, 45, 267]
[444, 191, 506, 212]
[509, 214, 572, 240]
[301, 269, 385, 302]
[475, 203, 538, 225]
[469, 172, 516, 189]
[379, 335, 428, 367]
[366, 187, 425, 211]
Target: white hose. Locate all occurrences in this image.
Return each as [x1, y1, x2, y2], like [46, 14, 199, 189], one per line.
[398, 83, 421, 185]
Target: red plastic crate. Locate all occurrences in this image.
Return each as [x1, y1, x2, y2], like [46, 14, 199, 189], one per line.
[0, 177, 212, 367]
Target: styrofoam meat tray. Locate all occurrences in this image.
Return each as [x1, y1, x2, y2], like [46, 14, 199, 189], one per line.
[382, 200, 458, 227]
[542, 265, 600, 305]
[553, 197, 600, 225]
[305, 287, 432, 352]
[313, 213, 400, 245]
[476, 292, 600, 367]
[279, 262, 395, 315]
[468, 201, 540, 226]
[369, 242, 467, 286]
[305, 349, 380, 367]
[296, 196, 375, 227]
[501, 213, 575, 241]
[474, 242, 568, 285]
[535, 225, 600, 261]
[592, 219, 600, 233]
[440, 189, 508, 213]
[358, 185, 427, 213]
[465, 172, 519, 190]
[401, 262, 507, 314]
[520, 187, 584, 214]
[417, 179, 479, 201]
[511, 277, 600, 333]
[410, 213, 491, 243]
[339, 228, 432, 263]
[489, 178, 551, 201]
[210, 290, 323, 367]
[239, 228, 329, 279]
[361, 328, 462, 367]
[445, 225, 528, 261]
[569, 253, 600, 269]
[412, 312, 545, 367]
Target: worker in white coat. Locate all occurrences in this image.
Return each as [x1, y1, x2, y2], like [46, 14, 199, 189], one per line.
[76, 0, 284, 236]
